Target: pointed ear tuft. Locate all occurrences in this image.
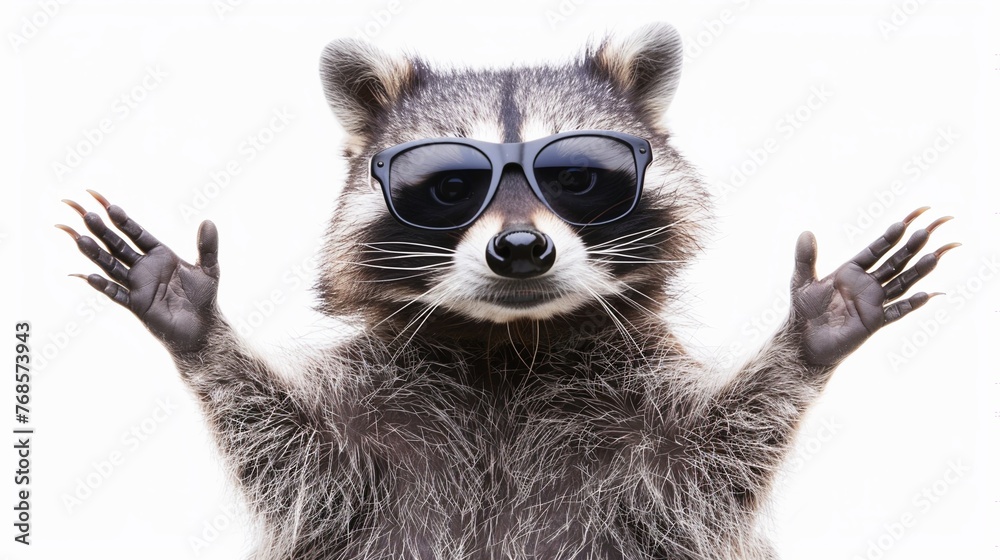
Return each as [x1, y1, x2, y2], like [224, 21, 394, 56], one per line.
[319, 39, 421, 139]
[586, 23, 684, 125]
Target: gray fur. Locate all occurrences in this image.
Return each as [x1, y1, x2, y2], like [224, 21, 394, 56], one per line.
[164, 23, 827, 558]
[122, 23, 892, 559]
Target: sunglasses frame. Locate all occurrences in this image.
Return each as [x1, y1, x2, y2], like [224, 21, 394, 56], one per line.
[369, 130, 653, 231]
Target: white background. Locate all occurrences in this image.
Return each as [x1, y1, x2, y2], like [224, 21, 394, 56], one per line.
[2, 0, 997, 558]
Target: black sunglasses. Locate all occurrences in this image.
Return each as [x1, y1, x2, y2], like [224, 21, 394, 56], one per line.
[369, 130, 653, 230]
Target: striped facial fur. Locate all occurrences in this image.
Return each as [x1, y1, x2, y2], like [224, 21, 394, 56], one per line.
[317, 24, 709, 335]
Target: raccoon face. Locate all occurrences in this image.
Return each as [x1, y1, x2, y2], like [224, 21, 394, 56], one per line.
[317, 23, 709, 332]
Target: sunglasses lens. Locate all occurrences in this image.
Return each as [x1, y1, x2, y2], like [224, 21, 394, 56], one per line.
[389, 143, 493, 229]
[533, 136, 640, 225]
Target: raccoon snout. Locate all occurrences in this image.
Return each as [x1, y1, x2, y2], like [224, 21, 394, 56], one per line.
[485, 228, 556, 279]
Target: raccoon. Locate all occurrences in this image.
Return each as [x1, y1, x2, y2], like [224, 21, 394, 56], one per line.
[60, 22, 956, 560]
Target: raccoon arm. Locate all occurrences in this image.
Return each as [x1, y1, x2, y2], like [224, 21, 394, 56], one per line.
[683, 318, 834, 514]
[169, 320, 354, 530]
[62, 194, 356, 524]
[681, 211, 955, 512]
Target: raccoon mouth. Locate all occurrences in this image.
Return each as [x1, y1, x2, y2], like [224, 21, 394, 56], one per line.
[486, 290, 559, 308]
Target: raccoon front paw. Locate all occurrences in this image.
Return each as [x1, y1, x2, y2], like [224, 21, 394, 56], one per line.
[58, 191, 220, 354]
[790, 208, 958, 367]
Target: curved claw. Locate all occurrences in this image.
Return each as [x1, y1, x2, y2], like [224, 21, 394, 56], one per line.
[67, 272, 130, 307]
[902, 206, 931, 226]
[55, 224, 81, 240]
[801, 209, 956, 365]
[934, 243, 961, 258]
[62, 199, 87, 217]
[926, 216, 953, 233]
[87, 189, 112, 210]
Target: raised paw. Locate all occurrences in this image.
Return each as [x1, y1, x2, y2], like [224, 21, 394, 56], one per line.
[58, 191, 221, 354]
[791, 207, 958, 366]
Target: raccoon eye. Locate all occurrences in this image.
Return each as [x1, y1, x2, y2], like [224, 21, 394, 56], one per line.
[431, 175, 472, 204]
[556, 167, 597, 195]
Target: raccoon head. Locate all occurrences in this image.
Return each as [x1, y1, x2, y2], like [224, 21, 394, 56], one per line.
[316, 23, 709, 339]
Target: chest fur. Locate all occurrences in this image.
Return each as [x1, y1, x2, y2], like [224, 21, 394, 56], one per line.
[337, 349, 685, 557]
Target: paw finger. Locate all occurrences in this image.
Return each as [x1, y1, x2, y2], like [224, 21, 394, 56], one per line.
[851, 211, 921, 270]
[70, 273, 129, 307]
[882, 244, 958, 301]
[792, 231, 818, 289]
[871, 229, 929, 283]
[65, 199, 143, 265]
[852, 224, 904, 270]
[57, 225, 130, 284]
[88, 190, 162, 253]
[197, 220, 220, 279]
[884, 291, 940, 324]
[872, 216, 952, 283]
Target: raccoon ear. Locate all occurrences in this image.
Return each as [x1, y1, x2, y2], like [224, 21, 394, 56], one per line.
[319, 39, 420, 139]
[586, 23, 684, 124]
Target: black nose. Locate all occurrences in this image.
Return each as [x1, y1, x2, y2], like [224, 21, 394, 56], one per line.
[485, 228, 556, 279]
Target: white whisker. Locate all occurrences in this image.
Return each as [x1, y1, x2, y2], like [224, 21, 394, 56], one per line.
[359, 252, 456, 261]
[584, 287, 638, 351]
[364, 241, 456, 253]
[592, 257, 682, 265]
[611, 290, 659, 320]
[587, 225, 673, 250]
[617, 281, 661, 308]
[392, 285, 458, 351]
[357, 271, 439, 284]
[589, 244, 662, 253]
[372, 281, 449, 331]
[337, 261, 452, 272]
